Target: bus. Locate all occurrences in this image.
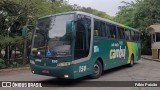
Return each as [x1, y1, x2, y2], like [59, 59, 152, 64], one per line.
[30, 11, 141, 79]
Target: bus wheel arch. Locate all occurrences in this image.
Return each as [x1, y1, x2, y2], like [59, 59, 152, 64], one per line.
[90, 57, 103, 79]
[129, 54, 134, 67]
[97, 57, 104, 71]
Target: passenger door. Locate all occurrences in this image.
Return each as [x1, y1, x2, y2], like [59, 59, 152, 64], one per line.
[74, 14, 91, 60]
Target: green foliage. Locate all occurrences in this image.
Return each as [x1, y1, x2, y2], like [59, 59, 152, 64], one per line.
[115, 0, 160, 55]
[0, 36, 23, 49]
[0, 58, 6, 69]
[27, 32, 32, 40]
[72, 6, 113, 20]
[115, 0, 160, 30]
[0, 0, 113, 65]
[10, 61, 21, 68]
[82, 7, 113, 20]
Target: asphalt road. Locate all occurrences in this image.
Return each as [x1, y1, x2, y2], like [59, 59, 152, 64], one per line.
[0, 59, 160, 90]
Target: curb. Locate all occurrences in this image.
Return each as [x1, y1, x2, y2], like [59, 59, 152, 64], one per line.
[0, 67, 30, 72]
[141, 57, 160, 62]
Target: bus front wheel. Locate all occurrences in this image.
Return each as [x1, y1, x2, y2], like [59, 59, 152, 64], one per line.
[90, 60, 102, 79]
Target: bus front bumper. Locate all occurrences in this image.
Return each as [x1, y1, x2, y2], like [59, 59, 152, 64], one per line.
[30, 64, 75, 79]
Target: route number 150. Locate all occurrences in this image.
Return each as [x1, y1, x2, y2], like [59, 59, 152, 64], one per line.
[79, 65, 86, 72]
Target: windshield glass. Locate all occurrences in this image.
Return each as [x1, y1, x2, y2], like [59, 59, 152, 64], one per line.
[32, 14, 74, 57]
[33, 18, 50, 48]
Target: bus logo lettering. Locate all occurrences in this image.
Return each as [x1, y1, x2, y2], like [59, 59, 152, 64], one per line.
[110, 46, 126, 59]
[94, 46, 99, 53]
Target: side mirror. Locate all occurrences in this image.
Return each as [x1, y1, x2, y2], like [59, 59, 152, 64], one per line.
[66, 20, 73, 33]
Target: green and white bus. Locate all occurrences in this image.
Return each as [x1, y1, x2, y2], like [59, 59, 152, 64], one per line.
[30, 11, 141, 79]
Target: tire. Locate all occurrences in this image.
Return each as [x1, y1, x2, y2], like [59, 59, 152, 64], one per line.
[128, 55, 134, 67]
[90, 60, 102, 79]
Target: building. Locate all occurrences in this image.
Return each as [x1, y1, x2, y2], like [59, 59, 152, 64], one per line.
[146, 24, 160, 60]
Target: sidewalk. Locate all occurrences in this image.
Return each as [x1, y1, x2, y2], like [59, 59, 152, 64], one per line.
[141, 55, 160, 62]
[0, 67, 29, 72]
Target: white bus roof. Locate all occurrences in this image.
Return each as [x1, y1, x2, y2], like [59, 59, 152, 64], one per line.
[39, 11, 139, 32]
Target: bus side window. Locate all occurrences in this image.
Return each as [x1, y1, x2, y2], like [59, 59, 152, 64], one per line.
[117, 27, 122, 39]
[117, 27, 125, 39]
[125, 29, 131, 40]
[106, 24, 111, 38]
[109, 25, 117, 39]
[131, 30, 135, 41]
[135, 32, 138, 41]
[101, 22, 106, 37]
[94, 19, 106, 37]
[94, 19, 100, 37]
[94, 30, 99, 36]
[121, 28, 126, 40]
[138, 32, 140, 41]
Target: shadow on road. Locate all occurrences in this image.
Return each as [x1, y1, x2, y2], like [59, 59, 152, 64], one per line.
[37, 63, 139, 87]
[102, 63, 138, 76]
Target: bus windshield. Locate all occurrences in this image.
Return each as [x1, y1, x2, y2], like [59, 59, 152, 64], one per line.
[32, 14, 74, 57]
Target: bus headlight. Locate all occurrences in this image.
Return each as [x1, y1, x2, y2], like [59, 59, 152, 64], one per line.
[64, 75, 69, 78]
[30, 60, 35, 64]
[57, 62, 72, 67]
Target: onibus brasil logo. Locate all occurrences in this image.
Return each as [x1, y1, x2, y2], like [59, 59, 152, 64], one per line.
[1, 82, 42, 87]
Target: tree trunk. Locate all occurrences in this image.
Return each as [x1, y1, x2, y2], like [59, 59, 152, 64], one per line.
[9, 46, 12, 60]
[4, 45, 13, 65]
[14, 46, 16, 60]
[0, 49, 3, 58]
[4, 46, 9, 64]
[4, 47, 7, 59]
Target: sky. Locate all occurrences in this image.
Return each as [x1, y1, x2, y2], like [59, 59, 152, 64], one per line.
[68, 0, 135, 16]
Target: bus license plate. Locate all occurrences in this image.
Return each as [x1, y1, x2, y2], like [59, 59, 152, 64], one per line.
[42, 70, 49, 73]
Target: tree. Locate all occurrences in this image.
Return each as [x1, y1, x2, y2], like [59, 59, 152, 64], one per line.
[0, 0, 22, 62]
[0, 0, 113, 66]
[71, 5, 113, 20]
[115, 0, 160, 55]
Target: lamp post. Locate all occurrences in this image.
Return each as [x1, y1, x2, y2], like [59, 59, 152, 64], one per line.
[5, 18, 10, 64]
[7, 27, 10, 64]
